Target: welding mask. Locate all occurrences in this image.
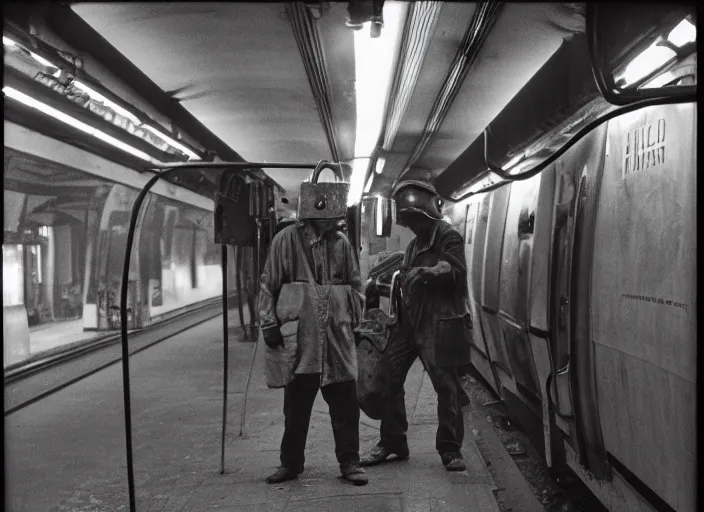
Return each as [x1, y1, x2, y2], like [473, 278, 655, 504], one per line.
[297, 161, 350, 221]
[391, 180, 444, 227]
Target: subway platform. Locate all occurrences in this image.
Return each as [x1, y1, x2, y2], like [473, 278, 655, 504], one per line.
[5, 311, 500, 512]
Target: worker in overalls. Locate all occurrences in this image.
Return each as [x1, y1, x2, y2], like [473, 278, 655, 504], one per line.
[259, 168, 368, 486]
[361, 180, 472, 472]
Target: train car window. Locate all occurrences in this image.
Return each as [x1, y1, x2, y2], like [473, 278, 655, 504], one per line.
[517, 206, 535, 239]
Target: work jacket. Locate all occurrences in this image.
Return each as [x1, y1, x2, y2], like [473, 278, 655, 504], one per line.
[259, 222, 364, 386]
[396, 220, 471, 366]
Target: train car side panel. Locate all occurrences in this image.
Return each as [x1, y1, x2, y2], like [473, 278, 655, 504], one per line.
[497, 175, 543, 401]
[591, 103, 697, 511]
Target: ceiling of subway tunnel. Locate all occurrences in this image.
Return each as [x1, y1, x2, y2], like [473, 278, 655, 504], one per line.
[68, 1, 587, 205]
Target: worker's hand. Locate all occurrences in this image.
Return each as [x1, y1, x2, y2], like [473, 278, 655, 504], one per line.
[402, 267, 429, 300]
[262, 324, 284, 349]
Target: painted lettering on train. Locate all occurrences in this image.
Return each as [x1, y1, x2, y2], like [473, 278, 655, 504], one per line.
[622, 119, 666, 178]
[622, 293, 687, 313]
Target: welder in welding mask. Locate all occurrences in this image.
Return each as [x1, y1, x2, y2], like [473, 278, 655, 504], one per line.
[258, 182, 368, 486]
[360, 180, 472, 472]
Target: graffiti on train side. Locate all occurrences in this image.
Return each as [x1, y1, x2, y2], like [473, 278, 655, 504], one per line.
[622, 292, 688, 313]
[622, 118, 666, 179]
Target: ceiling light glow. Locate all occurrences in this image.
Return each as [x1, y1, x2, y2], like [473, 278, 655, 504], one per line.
[363, 173, 374, 193]
[3, 36, 18, 47]
[375, 156, 386, 174]
[3, 86, 164, 165]
[73, 80, 142, 125]
[143, 125, 201, 161]
[668, 18, 696, 47]
[617, 41, 677, 85]
[375, 195, 384, 236]
[30, 51, 57, 68]
[348, 1, 406, 206]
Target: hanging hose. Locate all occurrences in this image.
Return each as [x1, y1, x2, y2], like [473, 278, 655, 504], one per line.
[239, 220, 263, 438]
[235, 246, 248, 341]
[119, 161, 319, 511]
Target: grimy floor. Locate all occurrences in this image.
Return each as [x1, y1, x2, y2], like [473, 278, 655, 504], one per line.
[5, 311, 501, 512]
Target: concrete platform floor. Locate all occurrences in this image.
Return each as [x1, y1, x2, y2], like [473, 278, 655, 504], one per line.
[5, 311, 500, 512]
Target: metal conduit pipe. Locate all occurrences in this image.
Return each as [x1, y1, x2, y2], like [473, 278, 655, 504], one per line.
[378, 1, 443, 151]
[394, 1, 503, 186]
[286, 2, 340, 162]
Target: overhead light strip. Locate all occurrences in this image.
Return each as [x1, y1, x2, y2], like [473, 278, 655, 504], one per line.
[142, 125, 201, 161]
[348, 1, 407, 206]
[3, 35, 201, 161]
[3, 86, 165, 165]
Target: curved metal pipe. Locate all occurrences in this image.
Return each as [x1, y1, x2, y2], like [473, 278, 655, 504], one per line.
[455, 92, 696, 201]
[120, 161, 322, 511]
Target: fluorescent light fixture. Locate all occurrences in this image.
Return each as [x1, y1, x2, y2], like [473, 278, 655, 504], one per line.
[642, 70, 678, 89]
[3, 36, 17, 46]
[501, 153, 524, 172]
[668, 18, 696, 47]
[143, 125, 201, 161]
[348, 1, 405, 206]
[72, 80, 142, 126]
[617, 40, 676, 85]
[363, 173, 374, 193]
[3, 86, 164, 165]
[375, 156, 386, 174]
[375, 195, 384, 236]
[461, 173, 505, 196]
[29, 51, 57, 68]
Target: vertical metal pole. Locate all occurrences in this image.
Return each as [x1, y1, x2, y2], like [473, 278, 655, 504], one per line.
[220, 243, 229, 474]
[121, 172, 164, 512]
[239, 221, 261, 438]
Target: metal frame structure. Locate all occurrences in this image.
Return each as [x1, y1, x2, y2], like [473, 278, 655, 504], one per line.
[119, 161, 329, 512]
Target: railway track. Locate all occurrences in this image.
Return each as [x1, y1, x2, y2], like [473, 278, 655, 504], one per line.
[4, 295, 239, 415]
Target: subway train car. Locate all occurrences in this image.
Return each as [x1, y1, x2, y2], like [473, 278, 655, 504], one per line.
[356, 7, 697, 512]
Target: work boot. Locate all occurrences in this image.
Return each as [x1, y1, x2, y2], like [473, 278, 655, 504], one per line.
[360, 444, 410, 467]
[265, 466, 301, 483]
[441, 452, 466, 471]
[340, 462, 368, 486]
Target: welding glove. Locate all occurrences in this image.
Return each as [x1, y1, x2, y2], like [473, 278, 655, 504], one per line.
[262, 324, 284, 349]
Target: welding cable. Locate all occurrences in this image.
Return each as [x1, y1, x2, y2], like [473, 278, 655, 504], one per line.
[120, 161, 320, 511]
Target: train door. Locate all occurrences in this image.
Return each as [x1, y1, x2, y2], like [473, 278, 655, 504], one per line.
[549, 125, 610, 479]
[497, 175, 542, 406]
[480, 187, 514, 390]
[463, 197, 498, 391]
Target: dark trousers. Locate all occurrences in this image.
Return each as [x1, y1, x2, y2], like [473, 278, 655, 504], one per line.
[280, 374, 360, 471]
[378, 330, 465, 455]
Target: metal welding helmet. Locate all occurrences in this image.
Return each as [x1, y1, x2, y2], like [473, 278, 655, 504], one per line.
[391, 180, 444, 221]
[298, 161, 350, 220]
